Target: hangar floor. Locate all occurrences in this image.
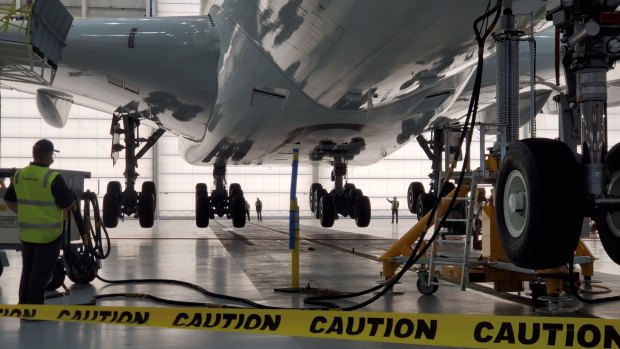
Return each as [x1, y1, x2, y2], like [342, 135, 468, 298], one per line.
[0, 217, 619, 349]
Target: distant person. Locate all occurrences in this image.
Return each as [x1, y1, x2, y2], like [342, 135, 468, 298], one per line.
[245, 200, 251, 221]
[255, 197, 262, 221]
[3, 139, 72, 306]
[386, 196, 399, 224]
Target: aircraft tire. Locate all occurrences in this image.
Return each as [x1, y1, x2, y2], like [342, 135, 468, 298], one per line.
[319, 194, 336, 227]
[196, 192, 210, 228]
[594, 147, 620, 264]
[103, 193, 120, 228]
[314, 188, 327, 219]
[142, 181, 157, 210]
[138, 193, 155, 228]
[107, 181, 122, 196]
[407, 182, 425, 214]
[355, 195, 371, 227]
[496, 138, 583, 269]
[442, 181, 456, 197]
[416, 193, 435, 220]
[309, 183, 322, 213]
[231, 195, 246, 228]
[196, 183, 207, 194]
[229, 183, 243, 198]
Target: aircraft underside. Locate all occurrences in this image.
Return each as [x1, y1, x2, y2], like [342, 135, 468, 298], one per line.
[0, 0, 619, 274]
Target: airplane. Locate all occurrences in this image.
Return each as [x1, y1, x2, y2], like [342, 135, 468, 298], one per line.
[0, 0, 619, 272]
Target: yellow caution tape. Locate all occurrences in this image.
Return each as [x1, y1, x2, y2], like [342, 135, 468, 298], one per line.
[1, 304, 620, 348]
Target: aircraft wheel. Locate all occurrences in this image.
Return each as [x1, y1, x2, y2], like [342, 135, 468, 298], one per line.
[416, 273, 438, 295]
[319, 193, 336, 227]
[496, 138, 583, 269]
[407, 182, 425, 214]
[103, 193, 120, 228]
[45, 258, 65, 291]
[355, 195, 371, 227]
[416, 193, 435, 219]
[196, 192, 210, 228]
[229, 183, 243, 198]
[606, 143, 620, 175]
[349, 188, 363, 219]
[0, 265, 3, 277]
[231, 195, 246, 228]
[441, 181, 456, 197]
[142, 181, 157, 210]
[138, 193, 155, 228]
[594, 170, 620, 264]
[309, 183, 322, 213]
[343, 183, 356, 193]
[196, 183, 207, 194]
[314, 188, 327, 219]
[107, 181, 122, 196]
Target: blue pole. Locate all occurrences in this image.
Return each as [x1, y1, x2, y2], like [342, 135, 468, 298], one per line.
[289, 149, 299, 288]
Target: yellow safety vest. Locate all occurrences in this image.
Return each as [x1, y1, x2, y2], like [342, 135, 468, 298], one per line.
[13, 165, 64, 243]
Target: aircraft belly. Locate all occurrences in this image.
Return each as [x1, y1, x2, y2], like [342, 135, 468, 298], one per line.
[213, 0, 548, 110]
[181, 7, 476, 167]
[53, 17, 220, 141]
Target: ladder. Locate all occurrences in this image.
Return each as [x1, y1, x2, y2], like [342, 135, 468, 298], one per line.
[421, 124, 500, 292]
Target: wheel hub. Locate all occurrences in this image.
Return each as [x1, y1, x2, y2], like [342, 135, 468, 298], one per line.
[504, 170, 528, 238]
[606, 172, 620, 237]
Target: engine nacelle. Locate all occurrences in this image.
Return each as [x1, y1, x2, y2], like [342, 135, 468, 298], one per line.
[36, 88, 73, 128]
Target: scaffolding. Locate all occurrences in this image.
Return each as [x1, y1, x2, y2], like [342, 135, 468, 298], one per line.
[0, 0, 73, 86]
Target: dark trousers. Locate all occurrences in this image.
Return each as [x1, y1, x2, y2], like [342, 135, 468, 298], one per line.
[19, 236, 61, 304]
[391, 209, 398, 223]
[256, 210, 262, 221]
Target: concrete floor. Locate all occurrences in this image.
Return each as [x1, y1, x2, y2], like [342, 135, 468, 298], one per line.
[0, 217, 619, 348]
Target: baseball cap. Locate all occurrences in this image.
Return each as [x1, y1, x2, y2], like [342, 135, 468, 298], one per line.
[33, 139, 59, 154]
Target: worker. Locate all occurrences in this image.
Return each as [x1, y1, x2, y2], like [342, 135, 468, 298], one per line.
[245, 200, 251, 221]
[255, 197, 262, 221]
[3, 139, 72, 306]
[386, 196, 399, 224]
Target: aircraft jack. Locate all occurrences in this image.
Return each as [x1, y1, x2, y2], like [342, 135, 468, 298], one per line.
[379, 123, 597, 311]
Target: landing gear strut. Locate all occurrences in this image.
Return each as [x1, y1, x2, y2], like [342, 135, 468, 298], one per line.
[309, 156, 371, 228]
[102, 108, 164, 228]
[195, 163, 246, 228]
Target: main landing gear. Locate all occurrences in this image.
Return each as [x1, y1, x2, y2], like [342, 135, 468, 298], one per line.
[195, 163, 247, 228]
[102, 108, 164, 228]
[309, 157, 371, 228]
[493, 3, 620, 269]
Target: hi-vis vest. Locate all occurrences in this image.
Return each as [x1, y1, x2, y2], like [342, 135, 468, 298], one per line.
[13, 165, 64, 243]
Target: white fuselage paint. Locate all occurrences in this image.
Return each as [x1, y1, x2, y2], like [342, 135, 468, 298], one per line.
[3, 0, 555, 166]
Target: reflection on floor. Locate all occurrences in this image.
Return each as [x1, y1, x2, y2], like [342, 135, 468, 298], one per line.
[0, 218, 619, 349]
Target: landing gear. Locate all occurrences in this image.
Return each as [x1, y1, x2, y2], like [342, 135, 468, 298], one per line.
[102, 108, 164, 228]
[309, 157, 371, 228]
[493, 3, 620, 268]
[194, 164, 246, 228]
